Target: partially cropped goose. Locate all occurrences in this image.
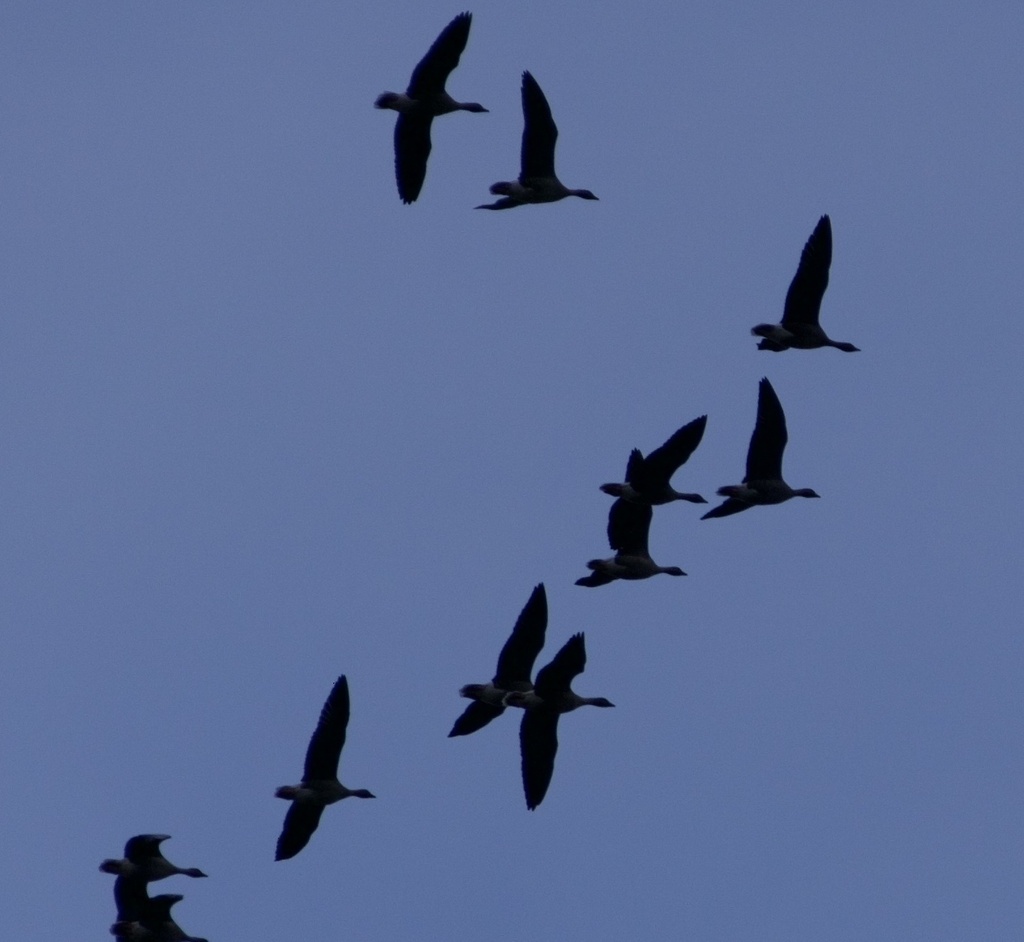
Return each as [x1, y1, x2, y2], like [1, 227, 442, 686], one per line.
[449, 583, 547, 737]
[375, 12, 488, 203]
[476, 71, 597, 210]
[752, 215, 859, 352]
[109, 893, 207, 942]
[576, 498, 686, 586]
[600, 415, 708, 505]
[274, 675, 375, 861]
[99, 835, 206, 882]
[503, 633, 613, 810]
[702, 377, 820, 519]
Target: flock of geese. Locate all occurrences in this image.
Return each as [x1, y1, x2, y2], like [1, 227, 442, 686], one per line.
[101, 12, 860, 940]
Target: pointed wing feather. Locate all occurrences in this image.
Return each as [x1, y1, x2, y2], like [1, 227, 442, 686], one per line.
[493, 583, 547, 688]
[303, 675, 349, 780]
[636, 415, 708, 488]
[520, 71, 557, 181]
[623, 449, 645, 485]
[607, 498, 652, 555]
[448, 700, 505, 737]
[394, 114, 433, 204]
[534, 632, 586, 698]
[701, 497, 753, 520]
[575, 570, 615, 587]
[782, 215, 831, 327]
[407, 13, 473, 97]
[745, 378, 787, 482]
[275, 802, 325, 861]
[520, 709, 559, 810]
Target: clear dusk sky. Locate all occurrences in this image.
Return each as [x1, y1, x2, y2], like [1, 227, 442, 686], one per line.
[1, 3, 1022, 940]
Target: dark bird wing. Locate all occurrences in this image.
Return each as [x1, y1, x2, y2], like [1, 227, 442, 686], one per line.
[520, 71, 558, 181]
[782, 215, 831, 327]
[534, 632, 587, 699]
[623, 448, 645, 485]
[701, 497, 753, 520]
[275, 802, 325, 861]
[113, 876, 151, 921]
[303, 675, 349, 780]
[448, 700, 505, 737]
[407, 12, 473, 97]
[607, 498, 653, 556]
[575, 570, 615, 588]
[744, 378, 787, 482]
[393, 114, 433, 204]
[123, 834, 168, 861]
[635, 415, 708, 488]
[493, 583, 547, 688]
[519, 709, 559, 810]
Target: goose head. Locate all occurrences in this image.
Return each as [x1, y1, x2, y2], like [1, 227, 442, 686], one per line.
[662, 566, 687, 576]
[572, 189, 599, 200]
[794, 488, 821, 499]
[586, 697, 615, 708]
[459, 101, 488, 113]
[350, 789, 376, 799]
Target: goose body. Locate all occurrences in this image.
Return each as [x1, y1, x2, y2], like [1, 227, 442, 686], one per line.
[449, 584, 547, 737]
[375, 12, 488, 203]
[600, 415, 707, 505]
[752, 215, 859, 352]
[503, 633, 613, 809]
[476, 72, 597, 210]
[274, 675, 375, 861]
[702, 377, 820, 519]
[576, 498, 686, 586]
[99, 835, 206, 883]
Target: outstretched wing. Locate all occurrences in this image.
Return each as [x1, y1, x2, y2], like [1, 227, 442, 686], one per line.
[448, 700, 505, 737]
[493, 583, 547, 688]
[275, 802, 325, 861]
[393, 114, 433, 204]
[782, 215, 831, 327]
[745, 378, 787, 482]
[303, 675, 349, 781]
[636, 415, 708, 488]
[534, 633, 586, 699]
[701, 497, 753, 520]
[622, 448, 645, 485]
[407, 13, 473, 97]
[607, 498, 652, 556]
[113, 876, 151, 921]
[123, 834, 169, 861]
[519, 709, 559, 810]
[520, 71, 558, 181]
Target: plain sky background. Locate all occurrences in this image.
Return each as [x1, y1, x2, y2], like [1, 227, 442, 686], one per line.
[1, 2, 1022, 939]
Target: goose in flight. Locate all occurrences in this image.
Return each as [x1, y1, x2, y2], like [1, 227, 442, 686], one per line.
[100, 835, 206, 883]
[576, 498, 686, 586]
[476, 71, 597, 209]
[752, 215, 859, 351]
[504, 633, 614, 809]
[274, 675, 375, 861]
[600, 415, 708, 505]
[449, 583, 547, 737]
[702, 377, 820, 519]
[375, 12, 488, 203]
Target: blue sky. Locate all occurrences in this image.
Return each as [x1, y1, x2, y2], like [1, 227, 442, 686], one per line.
[1, 2, 1022, 940]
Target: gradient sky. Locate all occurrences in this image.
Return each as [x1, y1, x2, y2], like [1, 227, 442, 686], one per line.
[2, 2, 1022, 940]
